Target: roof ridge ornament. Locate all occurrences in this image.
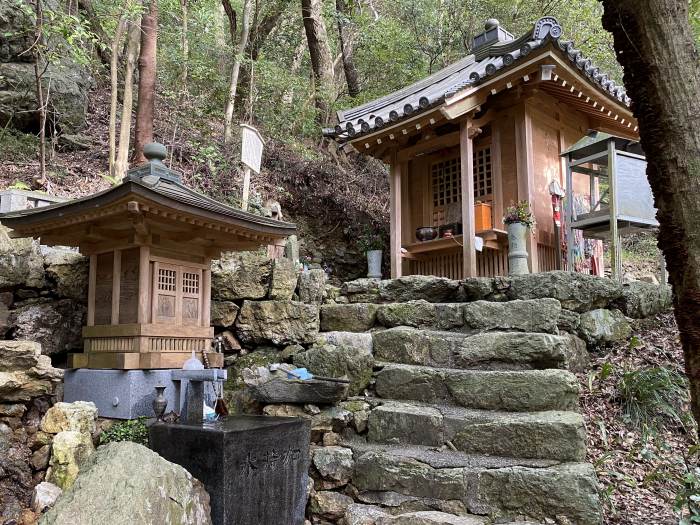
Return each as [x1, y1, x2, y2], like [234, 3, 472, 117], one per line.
[128, 142, 182, 184]
[532, 17, 562, 40]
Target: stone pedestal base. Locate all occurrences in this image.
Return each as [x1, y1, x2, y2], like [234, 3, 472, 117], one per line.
[150, 416, 310, 525]
[63, 368, 227, 420]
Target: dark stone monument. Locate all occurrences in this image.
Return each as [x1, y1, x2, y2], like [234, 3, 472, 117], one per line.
[150, 416, 310, 525]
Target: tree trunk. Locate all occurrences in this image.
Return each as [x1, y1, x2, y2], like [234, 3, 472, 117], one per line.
[77, 0, 112, 67]
[600, 0, 700, 429]
[33, 0, 47, 189]
[109, 2, 129, 178]
[335, 0, 359, 97]
[132, 0, 158, 165]
[179, 0, 189, 91]
[236, 0, 288, 108]
[114, 17, 141, 180]
[301, 0, 335, 123]
[223, 0, 252, 144]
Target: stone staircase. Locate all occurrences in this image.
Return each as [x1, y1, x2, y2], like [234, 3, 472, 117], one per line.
[315, 286, 602, 524]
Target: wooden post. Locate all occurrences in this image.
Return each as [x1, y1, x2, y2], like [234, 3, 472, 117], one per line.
[491, 124, 504, 229]
[111, 249, 121, 325]
[389, 154, 402, 279]
[460, 120, 477, 278]
[608, 139, 621, 280]
[515, 105, 539, 273]
[87, 254, 97, 326]
[201, 263, 211, 327]
[137, 245, 150, 324]
[241, 166, 251, 211]
[565, 155, 574, 272]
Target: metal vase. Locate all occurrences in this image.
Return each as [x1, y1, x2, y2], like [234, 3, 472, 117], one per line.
[152, 385, 168, 421]
[507, 221, 530, 275]
[366, 250, 383, 279]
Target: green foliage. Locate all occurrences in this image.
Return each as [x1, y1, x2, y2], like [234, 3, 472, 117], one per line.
[99, 417, 149, 447]
[675, 461, 700, 524]
[0, 129, 38, 163]
[618, 367, 692, 433]
[7, 180, 31, 190]
[357, 224, 385, 253]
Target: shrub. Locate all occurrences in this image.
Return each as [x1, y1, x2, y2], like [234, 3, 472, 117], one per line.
[99, 417, 149, 447]
[675, 462, 700, 525]
[619, 367, 692, 433]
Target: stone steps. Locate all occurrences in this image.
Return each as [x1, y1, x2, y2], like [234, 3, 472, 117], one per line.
[372, 327, 572, 371]
[374, 364, 580, 412]
[320, 298, 562, 334]
[366, 400, 586, 462]
[349, 447, 601, 525]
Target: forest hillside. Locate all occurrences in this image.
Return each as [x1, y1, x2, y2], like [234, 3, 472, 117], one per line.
[0, 0, 640, 281]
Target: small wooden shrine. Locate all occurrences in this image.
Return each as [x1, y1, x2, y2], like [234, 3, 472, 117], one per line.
[0, 143, 295, 369]
[563, 131, 657, 280]
[324, 17, 643, 279]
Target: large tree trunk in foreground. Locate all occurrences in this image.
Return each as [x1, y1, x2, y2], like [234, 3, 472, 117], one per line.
[222, 0, 252, 144]
[335, 0, 360, 97]
[301, 0, 335, 124]
[600, 0, 700, 428]
[132, 0, 158, 165]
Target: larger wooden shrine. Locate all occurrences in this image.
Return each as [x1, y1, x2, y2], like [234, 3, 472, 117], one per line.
[325, 17, 655, 279]
[0, 144, 295, 369]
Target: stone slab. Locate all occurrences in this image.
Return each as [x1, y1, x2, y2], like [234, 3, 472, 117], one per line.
[64, 369, 181, 420]
[150, 415, 311, 525]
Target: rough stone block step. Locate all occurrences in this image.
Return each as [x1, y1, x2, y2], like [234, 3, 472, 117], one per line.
[375, 299, 560, 333]
[367, 401, 586, 462]
[351, 448, 601, 525]
[372, 328, 574, 371]
[374, 364, 580, 412]
[345, 504, 492, 525]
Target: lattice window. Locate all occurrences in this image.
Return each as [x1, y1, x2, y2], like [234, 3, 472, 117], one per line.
[431, 157, 461, 207]
[474, 147, 493, 199]
[157, 269, 177, 292]
[182, 272, 200, 295]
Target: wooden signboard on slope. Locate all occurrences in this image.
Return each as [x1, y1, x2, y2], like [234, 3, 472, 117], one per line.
[240, 124, 264, 211]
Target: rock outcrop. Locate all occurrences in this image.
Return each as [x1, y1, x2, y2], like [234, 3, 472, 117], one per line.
[0, 340, 62, 402]
[39, 442, 212, 524]
[0, 1, 91, 133]
[235, 300, 319, 345]
[0, 340, 61, 523]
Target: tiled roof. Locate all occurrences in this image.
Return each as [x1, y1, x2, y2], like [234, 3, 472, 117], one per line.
[324, 17, 629, 142]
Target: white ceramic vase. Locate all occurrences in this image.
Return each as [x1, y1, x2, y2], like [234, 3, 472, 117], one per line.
[366, 249, 383, 279]
[507, 221, 530, 275]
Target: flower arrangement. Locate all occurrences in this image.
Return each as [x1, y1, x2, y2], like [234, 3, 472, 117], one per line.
[503, 201, 536, 228]
[357, 225, 385, 253]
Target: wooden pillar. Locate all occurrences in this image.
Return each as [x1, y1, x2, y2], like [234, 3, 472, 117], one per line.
[389, 154, 402, 279]
[460, 120, 477, 277]
[87, 254, 97, 326]
[565, 154, 574, 272]
[491, 124, 504, 229]
[201, 262, 212, 327]
[137, 245, 150, 324]
[515, 105, 539, 273]
[111, 249, 121, 325]
[608, 139, 621, 280]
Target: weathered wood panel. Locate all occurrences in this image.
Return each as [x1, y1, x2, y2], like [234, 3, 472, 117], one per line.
[119, 247, 140, 324]
[94, 252, 113, 325]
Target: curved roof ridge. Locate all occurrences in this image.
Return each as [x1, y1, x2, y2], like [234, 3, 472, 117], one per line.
[326, 17, 629, 143]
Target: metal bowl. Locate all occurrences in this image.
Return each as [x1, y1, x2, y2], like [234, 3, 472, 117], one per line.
[416, 227, 438, 242]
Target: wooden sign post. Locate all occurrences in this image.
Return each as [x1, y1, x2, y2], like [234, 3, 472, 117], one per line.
[240, 124, 264, 211]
